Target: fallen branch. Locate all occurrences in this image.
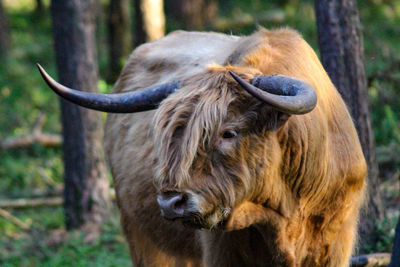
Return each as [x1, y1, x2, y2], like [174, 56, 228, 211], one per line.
[0, 190, 115, 209]
[351, 253, 391, 267]
[6, 185, 63, 199]
[0, 197, 63, 209]
[0, 208, 31, 230]
[0, 112, 62, 150]
[0, 132, 62, 149]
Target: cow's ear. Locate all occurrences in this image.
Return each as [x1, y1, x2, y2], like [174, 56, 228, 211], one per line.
[267, 110, 290, 130]
[251, 104, 291, 133]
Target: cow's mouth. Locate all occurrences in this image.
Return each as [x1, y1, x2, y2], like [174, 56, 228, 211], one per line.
[160, 207, 231, 230]
[157, 191, 232, 229]
[182, 206, 231, 230]
[160, 210, 225, 230]
[180, 212, 207, 229]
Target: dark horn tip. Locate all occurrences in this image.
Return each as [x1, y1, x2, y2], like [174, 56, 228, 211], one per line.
[36, 63, 44, 73]
[36, 63, 60, 94]
[36, 63, 48, 81]
[228, 70, 239, 80]
[228, 71, 247, 87]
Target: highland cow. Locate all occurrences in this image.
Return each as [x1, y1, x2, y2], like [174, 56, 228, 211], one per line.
[38, 28, 366, 266]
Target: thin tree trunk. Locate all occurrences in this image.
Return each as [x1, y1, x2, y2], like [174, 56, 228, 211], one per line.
[35, 0, 44, 13]
[314, 0, 383, 250]
[0, 0, 9, 58]
[133, 0, 165, 46]
[50, 0, 111, 230]
[108, 0, 130, 82]
[389, 218, 400, 266]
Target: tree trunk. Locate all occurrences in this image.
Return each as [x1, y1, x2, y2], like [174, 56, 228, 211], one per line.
[35, 0, 44, 13]
[108, 0, 130, 82]
[389, 218, 400, 266]
[165, 0, 218, 30]
[50, 0, 111, 230]
[133, 0, 165, 46]
[0, 0, 9, 58]
[314, 0, 383, 250]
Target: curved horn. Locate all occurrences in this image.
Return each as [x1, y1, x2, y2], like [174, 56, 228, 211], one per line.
[37, 64, 180, 113]
[229, 71, 317, 114]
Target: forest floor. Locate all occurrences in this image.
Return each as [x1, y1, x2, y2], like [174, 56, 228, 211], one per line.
[0, 205, 131, 266]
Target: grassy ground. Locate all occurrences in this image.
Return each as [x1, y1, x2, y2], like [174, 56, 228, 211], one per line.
[0, 207, 131, 266]
[0, 0, 399, 265]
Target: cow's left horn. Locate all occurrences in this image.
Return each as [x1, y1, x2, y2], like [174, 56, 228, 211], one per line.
[229, 71, 317, 114]
[37, 64, 180, 113]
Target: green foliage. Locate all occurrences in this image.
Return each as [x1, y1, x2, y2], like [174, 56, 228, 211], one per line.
[0, 10, 62, 195]
[360, 0, 400, 149]
[213, 0, 317, 47]
[0, 5, 128, 265]
[361, 215, 399, 253]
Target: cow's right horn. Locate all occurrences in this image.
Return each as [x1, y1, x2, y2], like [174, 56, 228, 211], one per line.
[37, 64, 180, 113]
[229, 71, 317, 115]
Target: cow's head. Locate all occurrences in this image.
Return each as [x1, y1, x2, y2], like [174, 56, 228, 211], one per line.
[152, 65, 316, 229]
[37, 63, 316, 230]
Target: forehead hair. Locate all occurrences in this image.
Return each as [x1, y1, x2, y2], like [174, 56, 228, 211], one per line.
[153, 65, 261, 189]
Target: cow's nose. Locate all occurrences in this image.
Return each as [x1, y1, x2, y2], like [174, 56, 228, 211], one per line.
[157, 191, 188, 220]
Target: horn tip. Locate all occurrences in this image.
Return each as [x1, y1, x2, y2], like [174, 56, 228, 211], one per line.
[228, 70, 236, 78]
[228, 70, 242, 84]
[36, 63, 46, 76]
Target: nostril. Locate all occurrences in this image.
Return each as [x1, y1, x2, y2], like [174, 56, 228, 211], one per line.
[157, 191, 189, 219]
[173, 193, 188, 210]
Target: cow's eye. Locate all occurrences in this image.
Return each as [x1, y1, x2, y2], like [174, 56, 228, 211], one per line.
[222, 130, 237, 139]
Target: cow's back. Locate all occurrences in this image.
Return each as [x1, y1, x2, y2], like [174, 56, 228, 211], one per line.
[113, 31, 241, 94]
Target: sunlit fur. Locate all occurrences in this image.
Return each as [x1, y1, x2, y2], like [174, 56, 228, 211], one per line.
[104, 28, 366, 266]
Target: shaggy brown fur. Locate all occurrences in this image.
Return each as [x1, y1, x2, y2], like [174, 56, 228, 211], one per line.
[104, 28, 366, 266]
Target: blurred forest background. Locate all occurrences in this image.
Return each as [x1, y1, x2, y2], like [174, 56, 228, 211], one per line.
[0, 0, 399, 266]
